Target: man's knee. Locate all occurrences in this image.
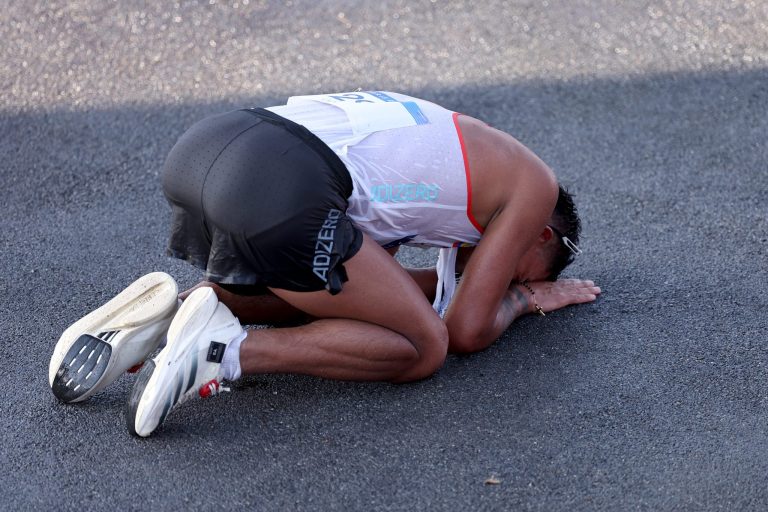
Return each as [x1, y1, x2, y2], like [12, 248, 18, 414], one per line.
[398, 320, 449, 382]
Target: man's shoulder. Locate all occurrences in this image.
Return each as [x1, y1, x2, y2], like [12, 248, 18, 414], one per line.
[459, 115, 557, 218]
[463, 116, 553, 176]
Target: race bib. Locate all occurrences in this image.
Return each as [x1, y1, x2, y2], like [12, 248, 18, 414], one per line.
[287, 91, 429, 135]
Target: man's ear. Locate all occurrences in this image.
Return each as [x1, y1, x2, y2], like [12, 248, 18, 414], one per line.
[539, 225, 555, 243]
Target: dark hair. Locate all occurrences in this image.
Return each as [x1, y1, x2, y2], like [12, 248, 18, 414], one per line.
[546, 185, 581, 280]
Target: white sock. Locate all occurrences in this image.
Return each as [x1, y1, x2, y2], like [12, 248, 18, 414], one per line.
[220, 330, 247, 381]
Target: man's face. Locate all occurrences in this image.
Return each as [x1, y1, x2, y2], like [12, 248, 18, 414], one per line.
[514, 244, 552, 283]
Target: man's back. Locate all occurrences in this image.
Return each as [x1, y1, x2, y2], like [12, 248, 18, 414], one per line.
[268, 91, 483, 249]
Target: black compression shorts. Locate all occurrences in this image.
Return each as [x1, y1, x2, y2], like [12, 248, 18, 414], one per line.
[161, 108, 363, 294]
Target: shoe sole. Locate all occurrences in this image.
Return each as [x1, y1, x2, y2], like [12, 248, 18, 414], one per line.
[126, 287, 218, 437]
[49, 272, 178, 403]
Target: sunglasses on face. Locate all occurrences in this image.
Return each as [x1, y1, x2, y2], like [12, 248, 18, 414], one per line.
[547, 225, 582, 256]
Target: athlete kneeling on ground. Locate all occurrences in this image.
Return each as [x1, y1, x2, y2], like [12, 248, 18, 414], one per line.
[48, 91, 600, 437]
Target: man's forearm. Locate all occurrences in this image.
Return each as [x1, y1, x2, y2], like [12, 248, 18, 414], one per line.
[489, 286, 533, 343]
[447, 285, 532, 353]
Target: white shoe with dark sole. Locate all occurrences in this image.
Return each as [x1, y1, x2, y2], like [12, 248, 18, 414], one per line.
[48, 272, 179, 403]
[126, 286, 244, 437]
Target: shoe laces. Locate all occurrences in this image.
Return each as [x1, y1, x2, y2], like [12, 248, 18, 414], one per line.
[173, 379, 230, 407]
[198, 379, 231, 399]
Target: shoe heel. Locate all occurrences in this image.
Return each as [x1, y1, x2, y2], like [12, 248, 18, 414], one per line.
[165, 287, 219, 355]
[106, 272, 179, 329]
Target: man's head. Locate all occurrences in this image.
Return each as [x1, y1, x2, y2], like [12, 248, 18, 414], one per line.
[510, 185, 582, 283]
[543, 185, 581, 280]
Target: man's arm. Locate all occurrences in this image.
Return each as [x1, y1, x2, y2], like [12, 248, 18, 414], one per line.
[400, 267, 600, 353]
[444, 142, 560, 351]
[449, 279, 600, 353]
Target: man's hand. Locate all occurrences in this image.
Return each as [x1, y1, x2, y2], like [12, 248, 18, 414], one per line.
[514, 279, 601, 314]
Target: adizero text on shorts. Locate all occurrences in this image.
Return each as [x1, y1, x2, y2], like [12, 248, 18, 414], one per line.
[161, 108, 363, 294]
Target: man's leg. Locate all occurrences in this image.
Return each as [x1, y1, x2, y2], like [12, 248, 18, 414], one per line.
[236, 235, 449, 383]
[182, 270, 440, 325]
[127, 235, 447, 437]
[180, 282, 309, 325]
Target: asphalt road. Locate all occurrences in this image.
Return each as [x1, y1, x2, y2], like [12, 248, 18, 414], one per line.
[2, 1, 767, 510]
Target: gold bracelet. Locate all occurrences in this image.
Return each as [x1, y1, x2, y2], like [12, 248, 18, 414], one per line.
[519, 281, 546, 316]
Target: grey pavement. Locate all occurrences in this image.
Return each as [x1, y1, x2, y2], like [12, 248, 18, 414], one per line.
[2, 1, 767, 510]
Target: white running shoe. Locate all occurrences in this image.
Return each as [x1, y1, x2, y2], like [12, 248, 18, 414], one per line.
[49, 272, 179, 403]
[126, 286, 244, 437]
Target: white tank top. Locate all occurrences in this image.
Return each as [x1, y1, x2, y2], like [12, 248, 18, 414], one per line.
[267, 91, 483, 315]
